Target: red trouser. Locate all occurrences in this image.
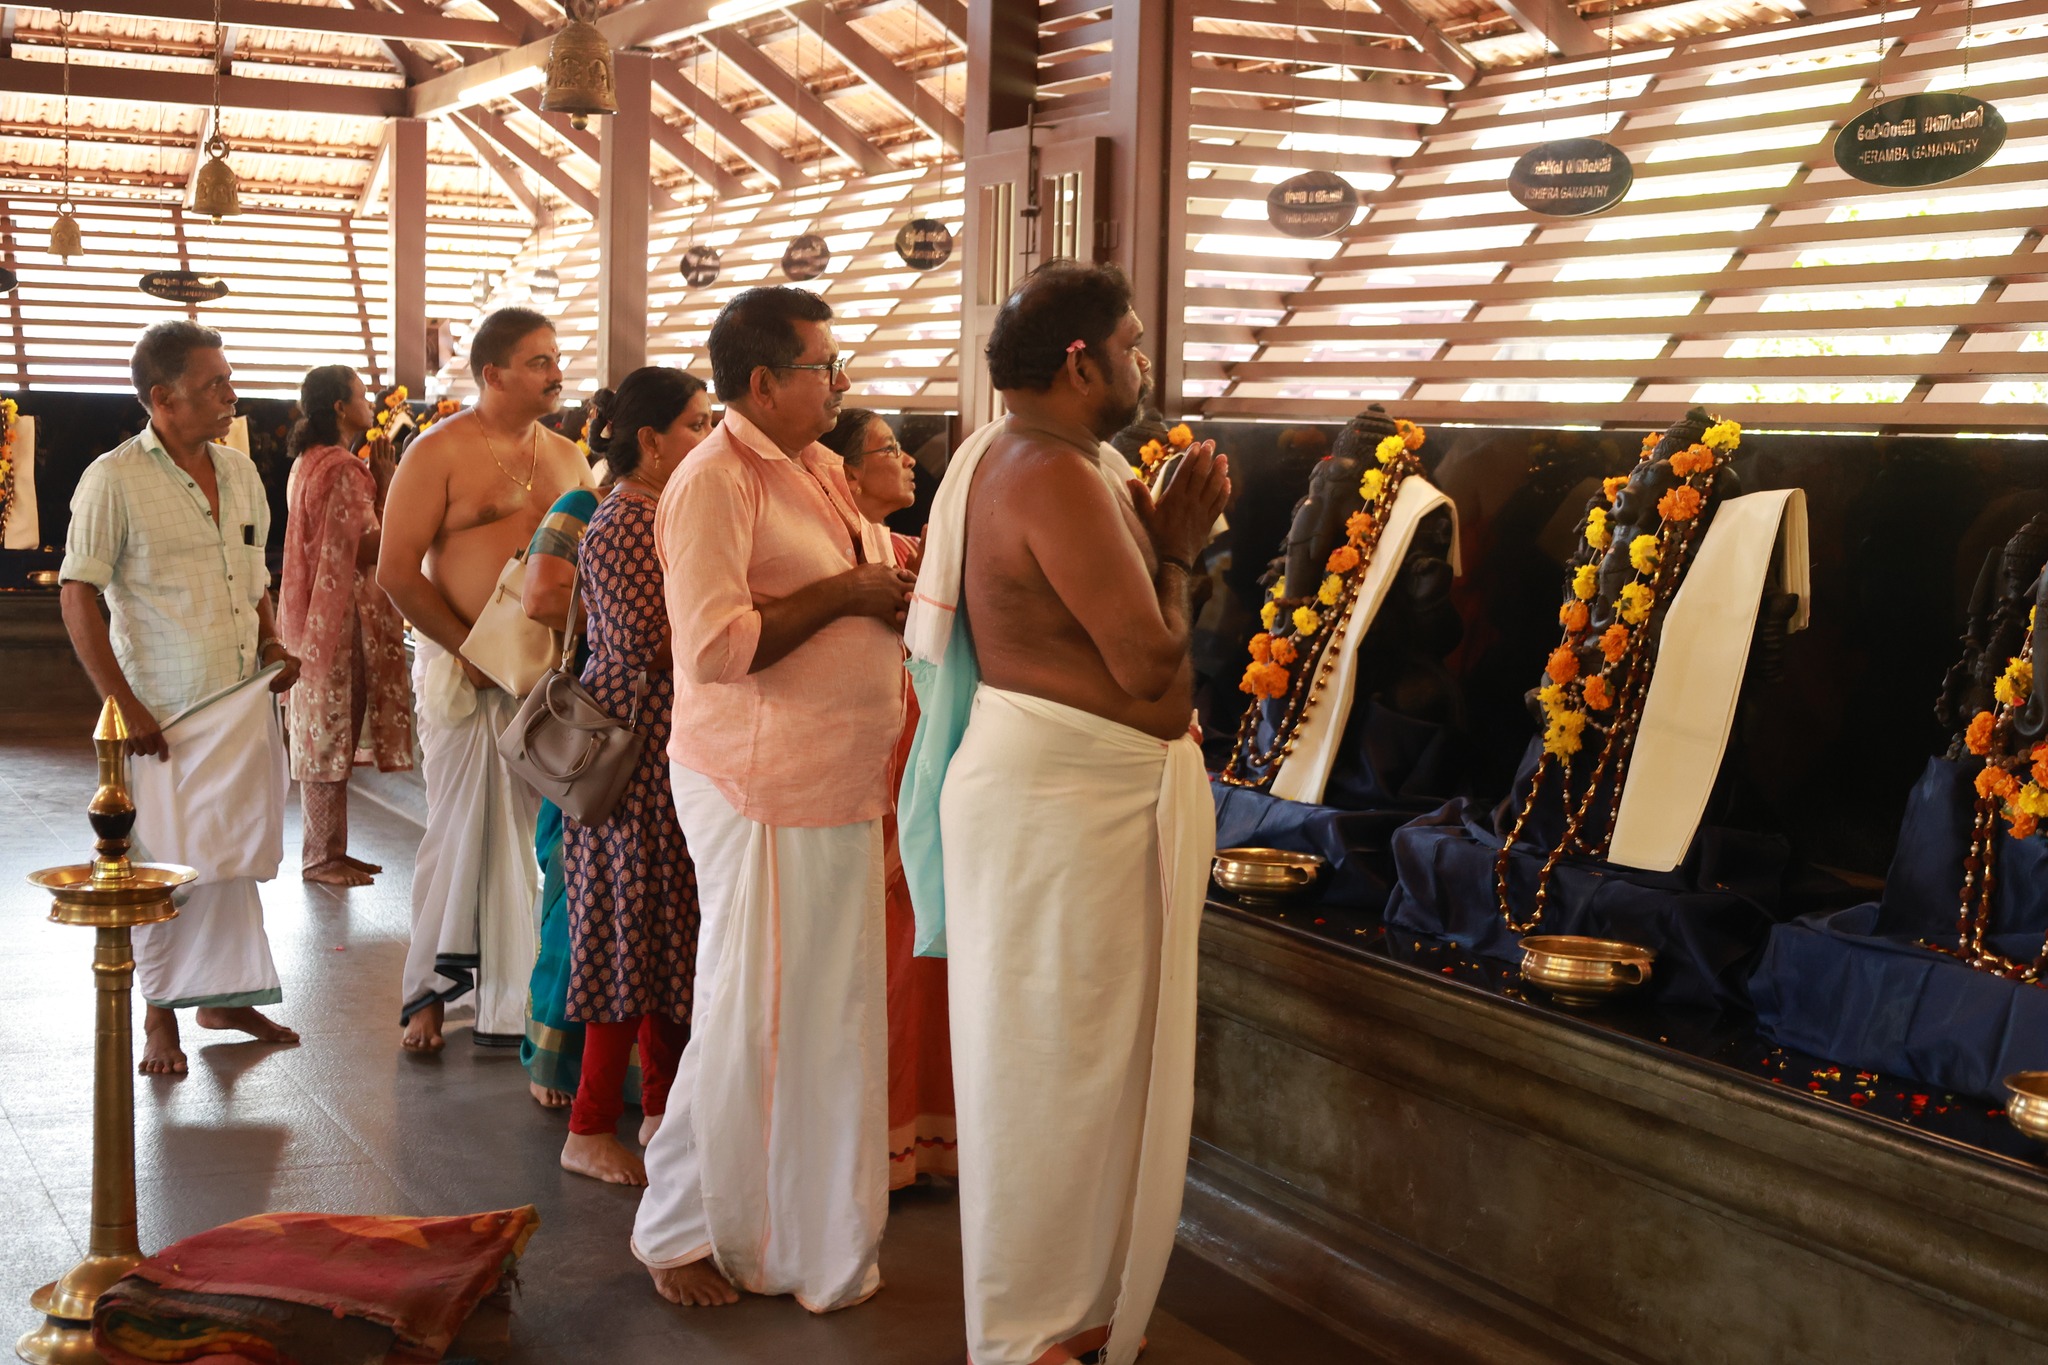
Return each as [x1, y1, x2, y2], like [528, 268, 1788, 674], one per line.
[569, 1015, 689, 1136]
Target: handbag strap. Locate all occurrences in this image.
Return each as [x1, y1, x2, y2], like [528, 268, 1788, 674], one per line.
[561, 553, 585, 673]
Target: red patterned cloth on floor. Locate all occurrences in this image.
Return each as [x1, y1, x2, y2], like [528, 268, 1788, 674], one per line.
[91, 1206, 538, 1364]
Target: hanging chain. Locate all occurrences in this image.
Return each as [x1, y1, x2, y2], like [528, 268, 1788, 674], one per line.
[57, 9, 73, 205]
[207, 0, 228, 159]
[1961, 0, 1977, 90]
[1869, 0, 1892, 103]
[1602, 0, 1617, 119]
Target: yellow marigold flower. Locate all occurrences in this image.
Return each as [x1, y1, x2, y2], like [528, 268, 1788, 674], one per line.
[1537, 683, 1566, 715]
[1292, 605, 1323, 636]
[1326, 545, 1361, 574]
[1260, 600, 1279, 630]
[1360, 468, 1386, 503]
[1617, 581, 1654, 626]
[1997, 658, 2034, 707]
[1139, 439, 1166, 467]
[1270, 576, 1287, 600]
[1702, 418, 1742, 451]
[1572, 564, 1597, 601]
[1168, 424, 1194, 450]
[1543, 709, 1587, 759]
[2016, 781, 2048, 818]
[1586, 506, 1611, 551]
[1375, 434, 1405, 465]
[1271, 636, 1298, 665]
[1628, 535, 1661, 575]
[1317, 574, 1343, 607]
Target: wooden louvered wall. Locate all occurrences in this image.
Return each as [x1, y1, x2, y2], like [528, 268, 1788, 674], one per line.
[1176, 0, 2048, 431]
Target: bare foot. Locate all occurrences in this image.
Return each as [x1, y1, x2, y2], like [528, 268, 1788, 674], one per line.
[561, 1132, 647, 1185]
[648, 1259, 738, 1307]
[638, 1112, 663, 1146]
[530, 1081, 572, 1109]
[193, 1005, 300, 1045]
[139, 1006, 186, 1076]
[402, 1001, 445, 1053]
[303, 859, 374, 887]
[342, 854, 383, 875]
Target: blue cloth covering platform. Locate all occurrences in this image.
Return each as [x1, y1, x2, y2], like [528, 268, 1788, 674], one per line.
[1750, 756, 2048, 1102]
[1383, 740, 1789, 1013]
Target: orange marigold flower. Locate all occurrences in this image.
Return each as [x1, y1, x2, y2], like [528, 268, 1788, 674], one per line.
[1602, 476, 1628, 502]
[2011, 812, 2040, 840]
[1239, 660, 1291, 700]
[1546, 645, 1580, 685]
[1249, 633, 1273, 664]
[1965, 711, 1997, 757]
[1669, 443, 1716, 477]
[1271, 636, 1298, 665]
[1639, 433, 1659, 455]
[1401, 424, 1426, 451]
[1559, 601, 1590, 633]
[1345, 511, 1376, 543]
[2031, 743, 2048, 788]
[1658, 485, 1704, 522]
[1599, 624, 1630, 664]
[1582, 675, 1613, 711]
[1977, 764, 2021, 802]
[1326, 545, 1361, 574]
[1167, 423, 1195, 450]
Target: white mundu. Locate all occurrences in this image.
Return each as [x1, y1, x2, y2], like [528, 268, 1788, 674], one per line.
[128, 666, 288, 1010]
[400, 637, 540, 1042]
[1607, 488, 1810, 872]
[631, 763, 889, 1313]
[941, 689, 1211, 1365]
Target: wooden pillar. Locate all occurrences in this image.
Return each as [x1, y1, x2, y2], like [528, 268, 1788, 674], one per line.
[1104, 0, 1176, 416]
[386, 117, 428, 394]
[959, 0, 1038, 424]
[598, 50, 652, 387]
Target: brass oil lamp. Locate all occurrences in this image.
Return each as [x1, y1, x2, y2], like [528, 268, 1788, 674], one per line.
[15, 699, 195, 1365]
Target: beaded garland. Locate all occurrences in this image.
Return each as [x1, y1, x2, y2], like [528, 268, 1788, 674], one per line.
[0, 396, 17, 540]
[1492, 416, 1743, 934]
[1952, 625, 2048, 984]
[1218, 417, 1428, 789]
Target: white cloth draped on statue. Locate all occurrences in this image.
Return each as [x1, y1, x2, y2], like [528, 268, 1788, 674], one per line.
[4, 414, 37, 551]
[940, 687, 1212, 1365]
[632, 762, 888, 1314]
[127, 664, 288, 1009]
[1607, 488, 1810, 873]
[400, 636, 540, 1041]
[1268, 473, 1462, 805]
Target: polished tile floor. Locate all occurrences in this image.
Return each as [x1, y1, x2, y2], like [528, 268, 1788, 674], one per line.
[0, 721, 1369, 1364]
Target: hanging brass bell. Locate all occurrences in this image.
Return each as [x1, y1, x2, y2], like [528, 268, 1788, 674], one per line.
[49, 203, 82, 258]
[191, 133, 240, 221]
[539, 5, 616, 131]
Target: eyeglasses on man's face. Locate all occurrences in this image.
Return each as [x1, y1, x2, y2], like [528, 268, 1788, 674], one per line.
[775, 356, 852, 381]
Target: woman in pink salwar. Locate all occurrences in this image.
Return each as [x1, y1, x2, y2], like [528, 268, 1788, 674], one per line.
[278, 366, 415, 885]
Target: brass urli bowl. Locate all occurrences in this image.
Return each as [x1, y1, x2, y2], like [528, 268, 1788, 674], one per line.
[2005, 1072, 2048, 1143]
[1212, 847, 1325, 903]
[1519, 935, 1656, 1007]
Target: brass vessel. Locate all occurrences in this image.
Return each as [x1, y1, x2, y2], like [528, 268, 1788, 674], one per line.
[1212, 847, 1324, 902]
[2005, 1072, 2048, 1144]
[190, 134, 240, 221]
[539, 3, 616, 131]
[16, 699, 194, 1365]
[1518, 934, 1655, 1007]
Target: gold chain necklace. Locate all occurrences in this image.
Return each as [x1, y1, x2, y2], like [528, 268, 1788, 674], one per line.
[478, 414, 537, 491]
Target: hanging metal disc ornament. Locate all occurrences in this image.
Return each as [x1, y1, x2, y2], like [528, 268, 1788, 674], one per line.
[894, 217, 953, 270]
[0, 267, 17, 293]
[1266, 170, 1359, 240]
[1507, 138, 1633, 217]
[530, 266, 560, 304]
[782, 232, 830, 282]
[1835, 92, 2005, 188]
[681, 245, 722, 288]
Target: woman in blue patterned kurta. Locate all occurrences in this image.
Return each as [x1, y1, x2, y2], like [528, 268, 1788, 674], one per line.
[559, 367, 714, 1185]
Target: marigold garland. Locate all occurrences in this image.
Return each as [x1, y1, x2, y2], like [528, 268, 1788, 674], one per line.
[1492, 413, 1742, 934]
[0, 396, 18, 542]
[359, 384, 409, 460]
[1136, 423, 1197, 490]
[1955, 621, 2048, 984]
[1221, 417, 1429, 788]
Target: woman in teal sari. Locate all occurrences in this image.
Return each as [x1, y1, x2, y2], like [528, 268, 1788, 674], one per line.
[517, 485, 628, 1106]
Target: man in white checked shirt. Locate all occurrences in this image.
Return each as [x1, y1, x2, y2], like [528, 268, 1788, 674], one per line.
[60, 321, 304, 1076]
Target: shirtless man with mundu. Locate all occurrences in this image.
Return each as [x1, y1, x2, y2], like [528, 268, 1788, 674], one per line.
[376, 307, 593, 1053]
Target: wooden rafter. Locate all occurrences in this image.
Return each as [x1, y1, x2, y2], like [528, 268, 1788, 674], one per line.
[459, 106, 597, 215]
[445, 112, 541, 219]
[1492, 0, 1605, 55]
[780, 0, 962, 151]
[699, 24, 893, 174]
[650, 62, 800, 188]
[57, 0, 517, 47]
[0, 54, 402, 116]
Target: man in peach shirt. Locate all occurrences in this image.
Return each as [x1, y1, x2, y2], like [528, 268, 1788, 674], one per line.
[632, 287, 914, 1313]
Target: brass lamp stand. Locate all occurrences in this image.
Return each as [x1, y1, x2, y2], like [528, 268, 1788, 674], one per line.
[17, 700, 193, 1365]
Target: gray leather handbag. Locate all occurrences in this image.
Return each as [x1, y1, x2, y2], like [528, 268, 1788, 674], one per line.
[495, 561, 647, 826]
